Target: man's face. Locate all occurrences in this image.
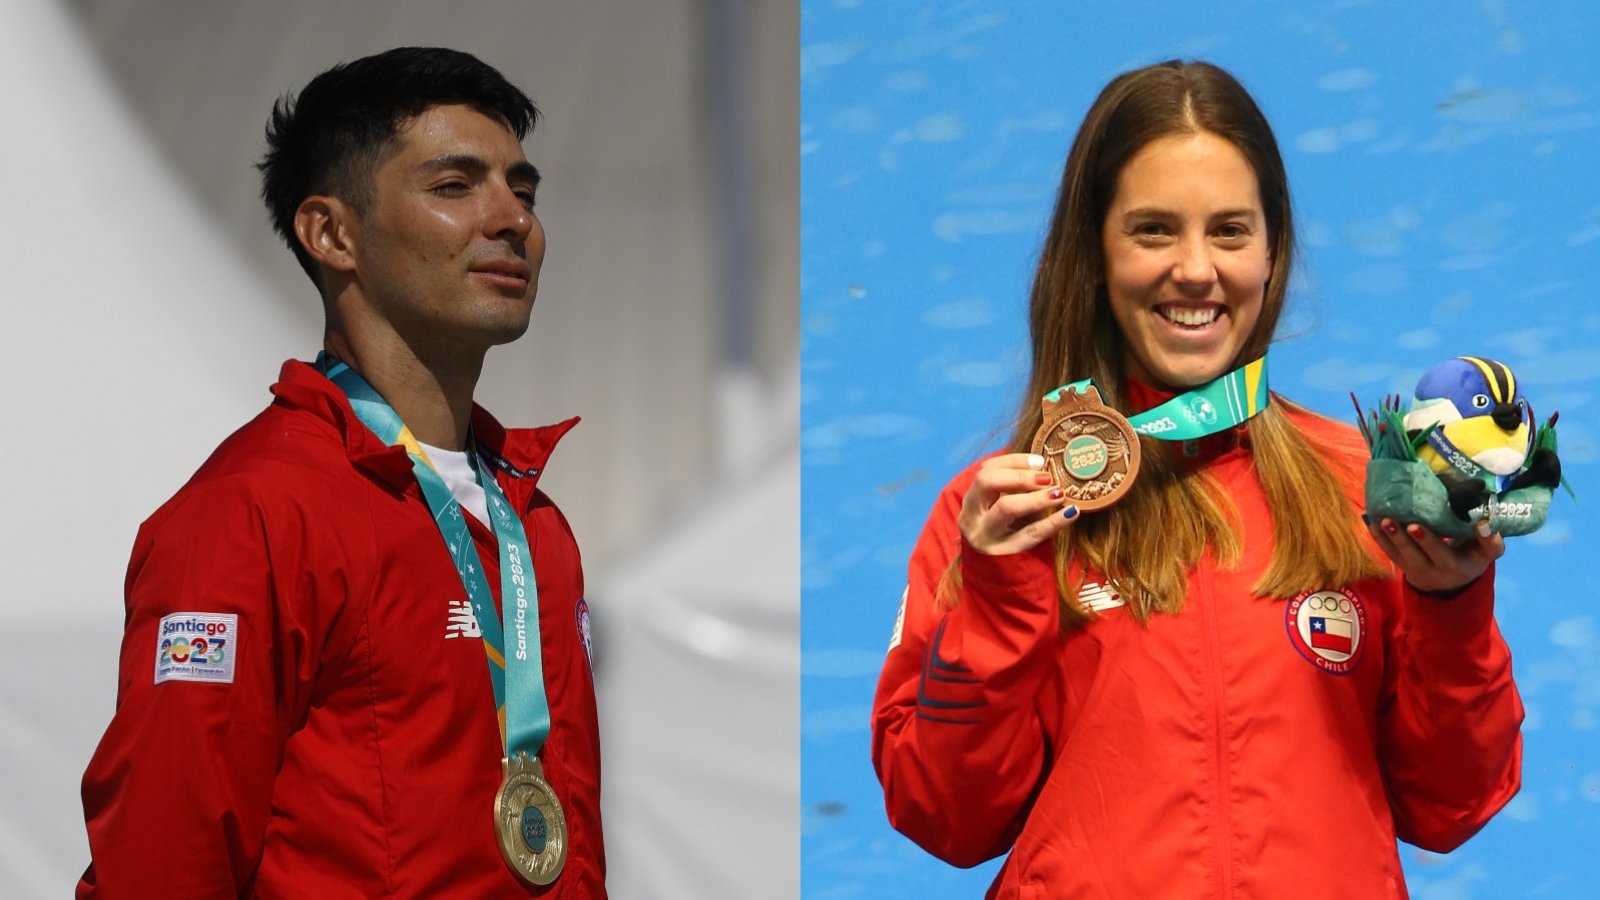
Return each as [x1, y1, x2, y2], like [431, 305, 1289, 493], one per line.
[351, 104, 545, 351]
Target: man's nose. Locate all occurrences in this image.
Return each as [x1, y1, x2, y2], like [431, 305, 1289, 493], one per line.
[486, 187, 535, 244]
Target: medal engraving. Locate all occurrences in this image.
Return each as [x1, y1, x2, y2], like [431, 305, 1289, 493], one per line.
[1031, 385, 1141, 511]
[494, 753, 568, 886]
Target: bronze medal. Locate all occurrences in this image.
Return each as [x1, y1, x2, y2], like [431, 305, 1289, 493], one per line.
[494, 752, 569, 886]
[1030, 384, 1141, 511]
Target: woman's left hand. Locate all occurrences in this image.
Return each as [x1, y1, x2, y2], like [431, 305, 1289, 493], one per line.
[1367, 516, 1505, 595]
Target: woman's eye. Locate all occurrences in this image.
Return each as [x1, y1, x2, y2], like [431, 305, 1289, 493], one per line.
[1133, 222, 1168, 237]
[1217, 224, 1248, 239]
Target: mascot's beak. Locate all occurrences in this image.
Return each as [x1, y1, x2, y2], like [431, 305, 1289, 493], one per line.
[1492, 402, 1522, 432]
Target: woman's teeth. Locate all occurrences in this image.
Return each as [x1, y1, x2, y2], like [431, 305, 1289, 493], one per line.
[1161, 306, 1219, 327]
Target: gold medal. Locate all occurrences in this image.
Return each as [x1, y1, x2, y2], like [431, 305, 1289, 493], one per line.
[494, 752, 568, 886]
[1030, 384, 1141, 511]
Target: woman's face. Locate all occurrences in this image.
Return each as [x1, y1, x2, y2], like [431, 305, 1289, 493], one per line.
[1101, 131, 1272, 390]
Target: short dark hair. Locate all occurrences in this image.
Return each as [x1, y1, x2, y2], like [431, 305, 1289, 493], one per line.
[257, 46, 538, 285]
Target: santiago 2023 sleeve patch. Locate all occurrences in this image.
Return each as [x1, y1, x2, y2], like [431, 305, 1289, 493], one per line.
[154, 612, 238, 684]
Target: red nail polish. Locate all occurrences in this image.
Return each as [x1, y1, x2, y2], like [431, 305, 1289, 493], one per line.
[1048, 488, 1064, 500]
[1035, 472, 1053, 486]
[1382, 520, 1398, 534]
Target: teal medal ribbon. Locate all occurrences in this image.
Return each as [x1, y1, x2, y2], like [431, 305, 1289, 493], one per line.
[315, 354, 549, 760]
[1033, 356, 1271, 509]
[1045, 355, 1271, 440]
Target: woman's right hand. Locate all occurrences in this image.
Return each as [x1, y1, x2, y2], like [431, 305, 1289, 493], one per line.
[958, 453, 1079, 555]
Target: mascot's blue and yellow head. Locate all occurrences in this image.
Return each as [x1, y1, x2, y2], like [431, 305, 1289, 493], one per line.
[1404, 356, 1531, 477]
[1358, 355, 1563, 537]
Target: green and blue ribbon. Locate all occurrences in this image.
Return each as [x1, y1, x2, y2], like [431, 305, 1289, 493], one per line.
[317, 353, 549, 760]
[1046, 356, 1270, 440]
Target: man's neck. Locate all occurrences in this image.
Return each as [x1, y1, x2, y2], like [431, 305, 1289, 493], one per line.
[323, 329, 483, 451]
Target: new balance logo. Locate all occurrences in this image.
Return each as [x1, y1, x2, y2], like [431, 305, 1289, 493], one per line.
[445, 599, 482, 639]
[1080, 580, 1125, 612]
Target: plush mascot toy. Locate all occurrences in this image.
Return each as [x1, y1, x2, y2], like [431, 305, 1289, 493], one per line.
[1356, 356, 1569, 538]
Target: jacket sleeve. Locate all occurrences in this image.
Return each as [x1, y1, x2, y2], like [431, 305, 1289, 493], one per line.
[871, 468, 1062, 868]
[78, 477, 346, 898]
[1376, 566, 1524, 852]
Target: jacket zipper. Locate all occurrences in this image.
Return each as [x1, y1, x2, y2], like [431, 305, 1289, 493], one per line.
[1199, 576, 1234, 900]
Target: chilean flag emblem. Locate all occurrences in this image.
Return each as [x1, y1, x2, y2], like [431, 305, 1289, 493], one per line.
[1285, 588, 1367, 675]
[1308, 616, 1353, 654]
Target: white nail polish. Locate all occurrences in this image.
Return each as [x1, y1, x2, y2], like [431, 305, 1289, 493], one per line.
[1027, 454, 1045, 469]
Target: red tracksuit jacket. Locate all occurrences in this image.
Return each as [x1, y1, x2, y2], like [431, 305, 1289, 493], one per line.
[873, 388, 1522, 899]
[79, 361, 605, 898]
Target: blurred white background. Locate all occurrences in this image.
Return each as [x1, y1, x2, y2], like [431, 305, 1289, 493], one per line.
[0, 1, 796, 896]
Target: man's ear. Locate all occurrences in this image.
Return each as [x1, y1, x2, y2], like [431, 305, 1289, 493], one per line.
[293, 195, 360, 275]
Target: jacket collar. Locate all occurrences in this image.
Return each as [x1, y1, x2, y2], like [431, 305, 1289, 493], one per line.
[268, 359, 579, 503]
[1122, 376, 1251, 462]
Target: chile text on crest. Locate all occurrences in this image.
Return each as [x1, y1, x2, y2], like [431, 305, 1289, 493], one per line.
[1284, 587, 1367, 675]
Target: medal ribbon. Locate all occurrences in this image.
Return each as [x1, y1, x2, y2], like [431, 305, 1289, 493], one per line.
[316, 354, 550, 760]
[1045, 356, 1270, 440]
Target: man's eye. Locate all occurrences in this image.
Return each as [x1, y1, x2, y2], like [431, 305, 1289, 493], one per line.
[434, 182, 469, 194]
[515, 190, 537, 208]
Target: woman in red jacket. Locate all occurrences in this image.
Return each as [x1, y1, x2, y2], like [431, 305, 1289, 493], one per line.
[872, 60, 1522, 899]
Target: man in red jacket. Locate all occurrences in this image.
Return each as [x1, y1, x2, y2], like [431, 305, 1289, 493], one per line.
[78, 47, 605, 896]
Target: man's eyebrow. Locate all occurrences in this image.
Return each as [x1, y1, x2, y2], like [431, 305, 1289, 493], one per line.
[419, 154, 489, 175]
[418, 154, 540, 188]
[508, 161, 541, 189]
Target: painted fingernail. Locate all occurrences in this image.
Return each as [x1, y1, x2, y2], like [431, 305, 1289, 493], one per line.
[1062, 505, 1079, 520]
[1027, 454, 1046, 470]
[1360, 512, 1371, 525]
[1048, 488, 1064, 500]
[1382, 519, 1398, 534]
[1035, 472, 1054, 486]
[1406, 524, 1423, 538]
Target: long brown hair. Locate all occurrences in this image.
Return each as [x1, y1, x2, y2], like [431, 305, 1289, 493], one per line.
[943, 60, 1386, 626]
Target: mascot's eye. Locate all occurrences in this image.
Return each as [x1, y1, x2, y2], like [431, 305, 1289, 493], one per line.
[1471, 394, 1491, 410]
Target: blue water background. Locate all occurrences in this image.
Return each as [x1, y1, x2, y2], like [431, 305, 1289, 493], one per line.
[802, 2, 1600, 897]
